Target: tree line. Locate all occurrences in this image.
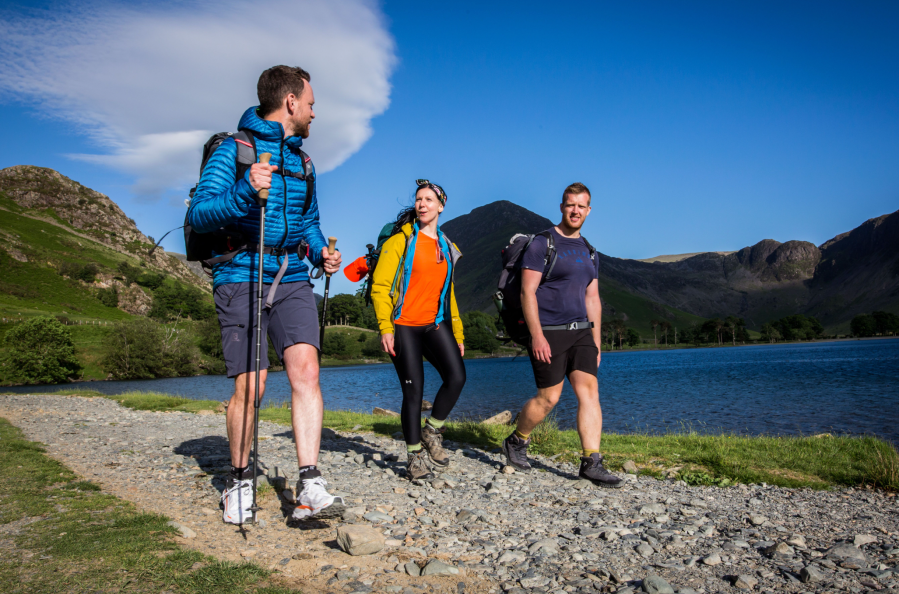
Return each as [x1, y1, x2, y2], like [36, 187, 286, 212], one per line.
[850, 311, 899, 337]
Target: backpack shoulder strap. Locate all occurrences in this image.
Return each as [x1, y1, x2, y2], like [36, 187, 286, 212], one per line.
[581, 235, 597, 259]
[233, 129, 257, 182]
[538, 229, 558, 279]
[299, 149, 315, 217]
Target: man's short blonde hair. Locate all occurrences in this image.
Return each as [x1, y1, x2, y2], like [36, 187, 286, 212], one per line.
[562, 182, 591, 205]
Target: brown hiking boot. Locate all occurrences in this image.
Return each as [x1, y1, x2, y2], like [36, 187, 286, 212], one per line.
[421, 423, 449, 467]
[406, 449, 434, 482]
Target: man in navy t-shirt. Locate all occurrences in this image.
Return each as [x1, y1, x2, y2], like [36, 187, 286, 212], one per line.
[502, 182, 622, 488]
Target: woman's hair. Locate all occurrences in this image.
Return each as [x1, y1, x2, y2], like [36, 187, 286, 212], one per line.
[391, 206, 417, 235]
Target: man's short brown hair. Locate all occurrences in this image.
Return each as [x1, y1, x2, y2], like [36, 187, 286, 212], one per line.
[257, 66, 311, 117]
[562, 182, 591, 205]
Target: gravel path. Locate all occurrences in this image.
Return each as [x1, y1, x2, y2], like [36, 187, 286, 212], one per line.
[1, 394, 897, 594]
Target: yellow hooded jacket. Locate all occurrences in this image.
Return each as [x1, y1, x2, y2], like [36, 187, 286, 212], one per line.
[371, 222, 464, 343]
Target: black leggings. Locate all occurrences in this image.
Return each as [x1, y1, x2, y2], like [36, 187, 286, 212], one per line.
[390, 322, 466, 446]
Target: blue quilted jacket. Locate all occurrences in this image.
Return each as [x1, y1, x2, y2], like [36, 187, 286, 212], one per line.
[187, 106, 327, 288]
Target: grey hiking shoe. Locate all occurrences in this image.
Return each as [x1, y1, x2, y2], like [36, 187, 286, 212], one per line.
[421, 423, 449, 467]
[406, 449, 435, 482]
[578, 453, 623, 488]
[502, 432, 531, 472]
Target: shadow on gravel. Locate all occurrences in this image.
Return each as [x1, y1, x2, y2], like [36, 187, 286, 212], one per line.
[173, 436, 237, 494]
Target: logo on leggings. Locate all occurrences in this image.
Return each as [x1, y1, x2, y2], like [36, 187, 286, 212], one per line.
[405, 380, 412, 384]
[231, 332, 240, 342]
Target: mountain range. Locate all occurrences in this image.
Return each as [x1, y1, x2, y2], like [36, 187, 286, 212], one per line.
[441, 200, 899, 333]
[1, 165, 895, 334]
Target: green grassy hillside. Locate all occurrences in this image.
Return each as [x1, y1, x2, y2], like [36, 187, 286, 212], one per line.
[0, 193, 136, 323]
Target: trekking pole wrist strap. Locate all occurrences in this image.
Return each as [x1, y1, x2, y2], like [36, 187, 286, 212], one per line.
[541, 321, 594, 331]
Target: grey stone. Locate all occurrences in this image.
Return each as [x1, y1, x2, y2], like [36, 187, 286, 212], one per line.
[519, 575, 550, 588]
[623, 460, 638, 473]
[336, 525, 385, 556]
[405, 561, 420, 576]
[854, 534, 878, 547]
[528, 538, 560, 555]
[498, 550, 527, 564]
[640, 503, 666, 515]
[701, 553, 721, 566]
[456, 509, 478, 523]
[362, 511, 393, 523]
[733, 574, 758, 589]
[421, 560, 459, 576]
[166, 521, 196, 539]
[800, 565, 826, 583]
[749, 514, 767, 526]
[636, 543, 655, 558]
[762, 542, 794, 558]
[826, 542, 868, 564]
[785, 534, 807, 549]
[642, 575, 674, 594]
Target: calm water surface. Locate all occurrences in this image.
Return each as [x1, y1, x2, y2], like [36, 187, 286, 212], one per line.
[6, 339, 899, 442]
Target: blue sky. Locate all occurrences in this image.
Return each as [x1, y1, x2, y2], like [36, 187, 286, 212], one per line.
[1, 1, 897, 296]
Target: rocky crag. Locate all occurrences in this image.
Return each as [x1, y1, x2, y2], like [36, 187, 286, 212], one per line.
[0, 165, 208, 291]
[2, 394, 897, 594]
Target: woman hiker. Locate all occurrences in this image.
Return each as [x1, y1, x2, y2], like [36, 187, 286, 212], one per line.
[371, 179, 467, 481]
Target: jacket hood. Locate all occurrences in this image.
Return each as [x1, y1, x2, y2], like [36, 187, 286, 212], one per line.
[238, 106, 305, 150]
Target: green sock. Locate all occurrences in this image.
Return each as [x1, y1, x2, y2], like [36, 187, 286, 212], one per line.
[583, 449, 599, 458]
[407, 443, 422, 453]
[427, 417, 445, 429]
[514, 429, 530, 440]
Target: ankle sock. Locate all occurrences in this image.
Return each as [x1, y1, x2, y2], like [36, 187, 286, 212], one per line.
[298, 465, 317, 478]
[513, 429, 530, 441]
[407, 443, 422, 453]
[426, 417, 445, 429]
[230, 465, 251, 479]
[582, 449, 600, 458]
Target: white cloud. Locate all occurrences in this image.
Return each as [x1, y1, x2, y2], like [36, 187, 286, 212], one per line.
[0, 0, 396, 200]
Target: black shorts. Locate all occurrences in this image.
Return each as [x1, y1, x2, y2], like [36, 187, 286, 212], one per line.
[528, 328, 598, 389]
[214, 281, 319, 378]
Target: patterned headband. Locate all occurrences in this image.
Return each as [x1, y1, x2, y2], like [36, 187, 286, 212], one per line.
[415, 179, 447, 206]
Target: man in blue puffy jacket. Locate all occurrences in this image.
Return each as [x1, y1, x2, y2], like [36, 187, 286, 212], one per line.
[188, 66, 344, 524]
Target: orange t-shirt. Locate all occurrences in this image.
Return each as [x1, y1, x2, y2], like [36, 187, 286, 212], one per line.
[395, 233, 448, 326]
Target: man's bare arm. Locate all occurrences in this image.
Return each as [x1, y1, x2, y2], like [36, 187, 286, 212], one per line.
[585, 279, 602, 366]
[521, 268, 551, 363]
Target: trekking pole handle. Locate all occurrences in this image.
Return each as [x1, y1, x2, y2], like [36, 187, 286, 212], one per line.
[326, 237, 337, 277]
[257, 153, 272, 202]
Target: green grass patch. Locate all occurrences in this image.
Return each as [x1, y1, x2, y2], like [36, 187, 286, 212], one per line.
[0, 417, 294, 593]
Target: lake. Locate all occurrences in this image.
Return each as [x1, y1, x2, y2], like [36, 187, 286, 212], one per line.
[5, 338, 899, 443]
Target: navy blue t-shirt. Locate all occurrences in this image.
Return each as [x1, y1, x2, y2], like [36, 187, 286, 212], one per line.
[520, 228, 599, 326]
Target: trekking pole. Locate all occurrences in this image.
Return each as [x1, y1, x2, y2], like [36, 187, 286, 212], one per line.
[250, 152, 272, 523]
[318, 237, 337, 361]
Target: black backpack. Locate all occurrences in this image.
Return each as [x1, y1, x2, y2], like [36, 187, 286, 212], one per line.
[493, 229, 596, 344]
[183, 130, 315, 267]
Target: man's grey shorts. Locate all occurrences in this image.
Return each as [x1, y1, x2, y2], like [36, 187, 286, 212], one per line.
[214, 281, 319, 378]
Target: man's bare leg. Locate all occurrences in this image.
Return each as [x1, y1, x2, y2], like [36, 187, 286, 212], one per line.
[227, 370, 268, 468]
[502, 383, 564, 471]
[514, 383, 564, 435]
[569, 370, 602, 451]
[282, 343, 322, 467]
[569, 370, 620, 487]
[283, 342, 345, 519]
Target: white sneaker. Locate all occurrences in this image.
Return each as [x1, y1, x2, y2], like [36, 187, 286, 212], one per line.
[221, 476, 254, 524]
[291, 470, 345, 520]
